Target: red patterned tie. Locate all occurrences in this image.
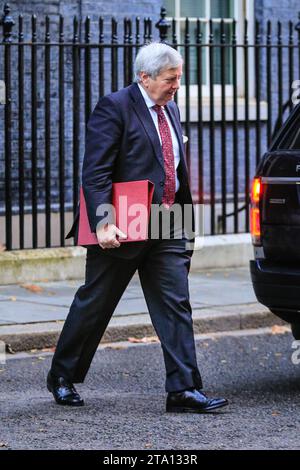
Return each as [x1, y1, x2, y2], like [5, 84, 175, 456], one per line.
[152, 104, 176, 208]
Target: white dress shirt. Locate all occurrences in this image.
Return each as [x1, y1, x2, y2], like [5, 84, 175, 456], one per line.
[138, 83, 180, 192]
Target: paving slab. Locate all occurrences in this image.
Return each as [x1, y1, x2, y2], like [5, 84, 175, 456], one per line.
[0, 267, 277, 352]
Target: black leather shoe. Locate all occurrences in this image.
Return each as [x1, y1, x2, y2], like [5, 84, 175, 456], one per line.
[47, 371, 84, 406]
[166, 389, 228, 413]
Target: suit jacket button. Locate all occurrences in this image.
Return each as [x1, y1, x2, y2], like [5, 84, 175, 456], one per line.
[160, 181, 164, 187]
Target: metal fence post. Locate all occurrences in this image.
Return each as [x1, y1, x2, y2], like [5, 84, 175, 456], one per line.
[1, 3, 15, 250]
[155, 7, 170, 43]
[1, 3, 15, 43]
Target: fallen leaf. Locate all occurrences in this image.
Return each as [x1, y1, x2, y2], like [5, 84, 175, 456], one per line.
[0, 442, 8, 447]
[144, 443, 152, 448]
[272, 411, 280, 416]
[271, 325, 290, 335]
[128, 337, 144, 343]
[9, 296, 16, 301]
[275, 352, 282, 357]
[37, 357, 45, 361]
[20, 284, 43, 293]
[0, 243, 6, 252]
[221, 360, 227, 363]
[128, 336, 159, 344]
[41, 347, 55, 353]
[30, 349, 38, 353]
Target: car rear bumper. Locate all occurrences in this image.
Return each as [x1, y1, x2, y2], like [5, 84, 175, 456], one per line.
[250, 259, 300, 311]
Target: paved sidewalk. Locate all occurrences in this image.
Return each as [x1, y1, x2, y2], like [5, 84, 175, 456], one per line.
[0, 267, 283, 351]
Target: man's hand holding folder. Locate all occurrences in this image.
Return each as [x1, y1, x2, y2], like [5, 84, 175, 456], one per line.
[78, 180, 154, 247]
[96, 223, 127, 250]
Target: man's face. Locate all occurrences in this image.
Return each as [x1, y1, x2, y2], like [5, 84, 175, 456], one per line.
[139, 64, 182, 106]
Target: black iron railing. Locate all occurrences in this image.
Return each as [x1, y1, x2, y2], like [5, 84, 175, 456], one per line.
[1, 4, 300, 249]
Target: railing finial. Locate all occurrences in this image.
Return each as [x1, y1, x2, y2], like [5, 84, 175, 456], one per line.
[295, 11, 300, 32]
[1, 3, 15, 43]
[155, 6, 170, 43]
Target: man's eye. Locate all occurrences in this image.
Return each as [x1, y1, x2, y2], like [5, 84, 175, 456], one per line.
[165, 77, 181, 83]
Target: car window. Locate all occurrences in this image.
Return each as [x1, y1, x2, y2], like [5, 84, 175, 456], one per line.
[278, 120, 300, 149]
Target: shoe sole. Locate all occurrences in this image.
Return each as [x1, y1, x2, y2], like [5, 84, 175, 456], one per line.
[166, 401, 228, 413]
[47, 383, 84, 407]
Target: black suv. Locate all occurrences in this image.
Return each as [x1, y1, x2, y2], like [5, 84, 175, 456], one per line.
[250, 103, 300, 339]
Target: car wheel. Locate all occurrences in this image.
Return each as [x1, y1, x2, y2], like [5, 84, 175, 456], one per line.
[291, 323, 300, 340]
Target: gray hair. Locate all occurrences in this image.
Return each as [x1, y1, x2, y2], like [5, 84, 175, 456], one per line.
[133, 42, 183, 82]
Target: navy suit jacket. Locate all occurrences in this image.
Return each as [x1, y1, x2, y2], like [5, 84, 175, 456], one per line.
[67, 83, 193, 258]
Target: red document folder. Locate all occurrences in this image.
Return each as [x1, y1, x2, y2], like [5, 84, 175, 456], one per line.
[77, 180, 154, 246]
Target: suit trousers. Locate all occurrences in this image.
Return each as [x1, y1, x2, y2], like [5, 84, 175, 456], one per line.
[50, 236, 203, 393]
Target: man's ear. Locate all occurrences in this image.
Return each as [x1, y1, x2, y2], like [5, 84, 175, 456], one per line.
[139, 72, 150, 88]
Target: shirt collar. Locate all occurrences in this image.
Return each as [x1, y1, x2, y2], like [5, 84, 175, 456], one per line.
[137, 83, 162, 110]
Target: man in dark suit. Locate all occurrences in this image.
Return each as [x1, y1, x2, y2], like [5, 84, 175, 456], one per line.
[47, 42, 228, 413]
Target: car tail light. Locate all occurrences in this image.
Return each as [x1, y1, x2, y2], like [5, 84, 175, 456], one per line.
[250, 177, 262, 245]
